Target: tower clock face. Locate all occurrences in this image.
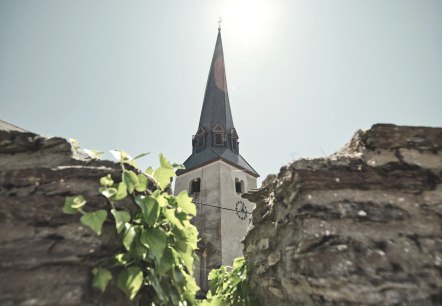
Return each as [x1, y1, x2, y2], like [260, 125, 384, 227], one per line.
[235, 201, 248, 220]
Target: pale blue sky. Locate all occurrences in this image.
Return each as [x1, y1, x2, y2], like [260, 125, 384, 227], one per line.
[1, 1, 441, 182]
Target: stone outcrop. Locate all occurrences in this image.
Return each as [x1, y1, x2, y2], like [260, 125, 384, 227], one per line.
[243, 124, 442, 305]
[0, 130, 133, 305]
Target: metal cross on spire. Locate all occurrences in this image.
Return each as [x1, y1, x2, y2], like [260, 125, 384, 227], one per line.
[218, 16, 223, 31]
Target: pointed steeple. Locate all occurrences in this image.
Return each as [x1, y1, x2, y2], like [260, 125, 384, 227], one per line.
[197, 28, 234, 139]
[177, 29, 259, 178]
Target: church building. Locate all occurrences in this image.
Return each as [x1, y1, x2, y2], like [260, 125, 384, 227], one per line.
[174, 27, 259, 293]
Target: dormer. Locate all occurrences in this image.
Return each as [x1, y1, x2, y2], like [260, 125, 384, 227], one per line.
[212, 124, 225, 147]
[194, 127, 206, 153]
[230, 128, 239, 153]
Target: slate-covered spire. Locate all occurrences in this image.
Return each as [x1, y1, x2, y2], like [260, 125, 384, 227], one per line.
[178, 28, 259, 178]
[197, 28, 234, 137]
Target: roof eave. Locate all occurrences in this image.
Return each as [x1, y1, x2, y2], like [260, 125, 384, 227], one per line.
[176, 156, 259, 178]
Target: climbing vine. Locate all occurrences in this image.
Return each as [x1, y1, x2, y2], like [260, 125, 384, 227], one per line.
[63, 150, 199, 305]
[202, 257, 252, 306]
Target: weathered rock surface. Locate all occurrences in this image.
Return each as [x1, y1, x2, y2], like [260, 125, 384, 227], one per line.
[243, 124, 442, 306]
[0, 130, 133, 305]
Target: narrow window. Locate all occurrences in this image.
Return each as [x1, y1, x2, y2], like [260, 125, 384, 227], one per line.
[212, 124, 225, 146]
[215, 133, 223, 145]
[235, 181, 242, 193]
[190, 178, 201, 194]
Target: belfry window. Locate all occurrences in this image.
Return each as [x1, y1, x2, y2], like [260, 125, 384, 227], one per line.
[190, 178, 201, 194]
[235, 181, 241, 193]
[235, 178, 245, 194]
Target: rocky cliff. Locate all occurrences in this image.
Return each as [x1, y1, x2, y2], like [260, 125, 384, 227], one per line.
[2, 124, 442, 305]
[243, 124, 442, 305]
[0, 130, 132, 305]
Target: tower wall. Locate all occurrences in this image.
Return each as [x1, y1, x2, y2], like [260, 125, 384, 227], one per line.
[174, 160, 257, 291]
[219, 161, 257, 265]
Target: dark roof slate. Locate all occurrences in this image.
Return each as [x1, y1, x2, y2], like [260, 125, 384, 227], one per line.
[179, 147, 259, 177]
[198, 30, 234, 133]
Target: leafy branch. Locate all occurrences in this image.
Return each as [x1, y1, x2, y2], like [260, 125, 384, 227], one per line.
[63, 151, 199, 305]
[202, 257, 251, 306]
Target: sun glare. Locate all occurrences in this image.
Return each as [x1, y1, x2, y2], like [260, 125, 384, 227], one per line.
[221, 0, 276, 44]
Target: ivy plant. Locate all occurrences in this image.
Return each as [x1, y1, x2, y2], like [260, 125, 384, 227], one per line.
[202, 257, 251, 306]
[63, 151, 199, 305]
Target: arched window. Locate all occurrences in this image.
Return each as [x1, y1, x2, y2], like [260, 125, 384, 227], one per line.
[190, 178, 201, 195]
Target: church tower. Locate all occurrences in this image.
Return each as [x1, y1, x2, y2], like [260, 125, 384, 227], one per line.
[174, 28, 259, 293]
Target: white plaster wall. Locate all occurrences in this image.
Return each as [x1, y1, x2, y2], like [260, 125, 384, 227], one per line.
[174, 160, 257, 277]
[219, 162, 257, 265]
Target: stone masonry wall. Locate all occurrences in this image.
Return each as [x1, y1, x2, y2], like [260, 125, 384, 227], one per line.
[0, 130, 134, 306]
[243, 124, 442, 305]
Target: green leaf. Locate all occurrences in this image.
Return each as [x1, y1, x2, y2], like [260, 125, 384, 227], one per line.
[92, 267, 112, 293]
[99, 174, 114, 187]
[145, 166, 154, 176]
[135, 174, 148, 192]
[153, 154, 175, 190]
[163, 208, 183, 230]
[183, 271, 200, 298]
[172, 163, 185, 170]
[117, 266, 144, 300]
[131, 237, 148, 260]
[178, 244, 194, 273]
[123, 170, 139, 194]
[114, 253, 131, 265]
[111, 209, 131, 234]
[147, 269, 168, 302]
[140, 227, 167, 260]
[135, 195, 160, 226]
[133, 152, 150, 160]
[69, 138, 80, 151]
[115, 182, 128, 200]
[99, 187, 117, 199]
[151, 190, 161, 198]
[157, 247, 174, 276]
[156, 194, 168, 208]
[71, 195, 86, 209]
[63, 196, 79, 214]
[184, 223, 199, 250]
[123, 224, 137, 251]
[124, 159, 138, 169]
[176, 191, 197, 216]
[233, 257, 245, 269]
[207, 297, 227, 306]
[80, 210, 107, 235]
[120, 150, 130, 161]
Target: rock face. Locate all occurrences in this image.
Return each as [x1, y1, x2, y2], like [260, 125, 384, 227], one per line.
[243, 124, 442, 306]
[0, 130, 132, 305]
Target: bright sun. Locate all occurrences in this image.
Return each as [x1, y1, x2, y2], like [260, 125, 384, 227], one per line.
[220, 0, 276, 44]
